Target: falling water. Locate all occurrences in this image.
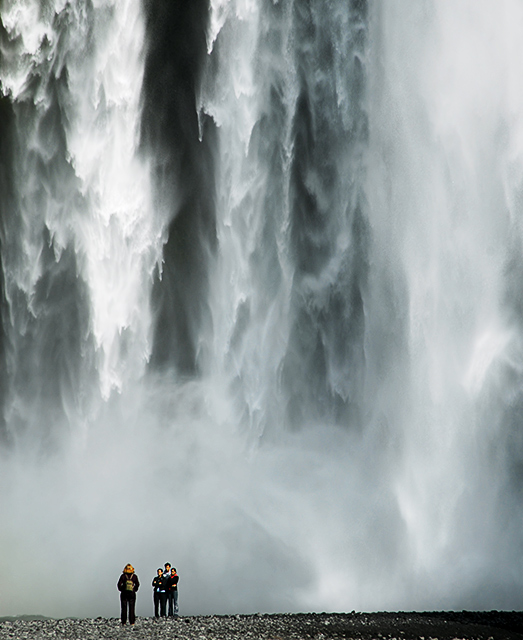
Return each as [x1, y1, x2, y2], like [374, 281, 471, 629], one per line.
[1, 0, 523, 619]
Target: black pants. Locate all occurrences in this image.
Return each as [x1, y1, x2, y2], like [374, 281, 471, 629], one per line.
[120, 593, 136, 624]
[154, 591, 167, 617]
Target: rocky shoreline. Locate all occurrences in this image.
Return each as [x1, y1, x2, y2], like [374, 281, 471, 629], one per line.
[0, 612, 522, 640]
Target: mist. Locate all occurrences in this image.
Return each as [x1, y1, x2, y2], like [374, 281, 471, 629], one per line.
[1, 0, 523, 619]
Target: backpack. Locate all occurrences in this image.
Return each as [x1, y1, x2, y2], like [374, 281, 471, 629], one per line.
[125, 576, 134, 592]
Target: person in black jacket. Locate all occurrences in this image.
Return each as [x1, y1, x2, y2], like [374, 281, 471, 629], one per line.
[117, 564, 140, 625]
[166, 567, 179, 617]
[152, 568, 167, 617]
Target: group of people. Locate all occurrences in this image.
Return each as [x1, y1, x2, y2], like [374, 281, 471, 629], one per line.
[152, 562, 179, 618]
[117, 562, 179, 625]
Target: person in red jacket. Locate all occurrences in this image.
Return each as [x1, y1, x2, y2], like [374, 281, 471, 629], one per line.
[166, 567, 179, 617]
[117, 564, 140, 625]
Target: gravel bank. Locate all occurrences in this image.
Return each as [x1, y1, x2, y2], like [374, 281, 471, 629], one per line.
[0, 612, 522, 640]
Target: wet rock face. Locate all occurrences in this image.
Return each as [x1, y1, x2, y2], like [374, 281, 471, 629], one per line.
[0, 612, 522, 640]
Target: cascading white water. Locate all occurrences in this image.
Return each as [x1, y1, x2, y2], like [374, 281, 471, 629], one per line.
[365, 0, 523, 605]
[1, 0, 161, 410]
[200, 0, 295, 436]
[1, 0, 523, 620]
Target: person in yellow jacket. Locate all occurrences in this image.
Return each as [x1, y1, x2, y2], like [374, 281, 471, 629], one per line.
[117, 564, 140, 625]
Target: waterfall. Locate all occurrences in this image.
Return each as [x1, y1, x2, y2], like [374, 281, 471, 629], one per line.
[1, 0, 523, 619]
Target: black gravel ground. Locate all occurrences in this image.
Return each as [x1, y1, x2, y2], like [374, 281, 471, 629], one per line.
[0, 612, 522, 640]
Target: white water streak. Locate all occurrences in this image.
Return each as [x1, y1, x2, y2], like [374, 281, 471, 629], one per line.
[202, 0, 296, 436]
[64, 0, 161, 396]
[1, 0, 163, 396]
